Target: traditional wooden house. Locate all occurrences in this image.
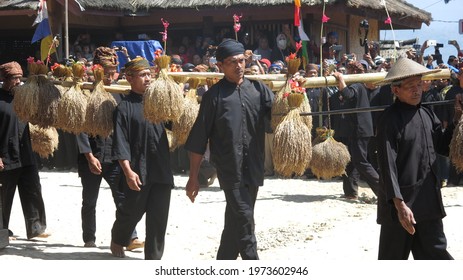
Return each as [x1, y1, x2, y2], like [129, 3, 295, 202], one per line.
[0, 0, 431, 64]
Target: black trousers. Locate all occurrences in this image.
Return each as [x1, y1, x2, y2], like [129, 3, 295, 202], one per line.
[111, 182, 171, 260]
[0, 165, 47, 239]
[217, 185, 259, 260]
[80, 161, 137, 243]
[342, 136, 379, 197]
[378, 219, 453, 260]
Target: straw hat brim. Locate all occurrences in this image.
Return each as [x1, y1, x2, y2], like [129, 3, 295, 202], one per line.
[375, 57, 441, 86]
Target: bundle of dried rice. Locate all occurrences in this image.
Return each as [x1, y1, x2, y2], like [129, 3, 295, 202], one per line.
[12, 76, 40, 123]
[12, 57, 60, 127]
[51, 62, 72, 80]
[287, 57, 301, 76]
[83, 65, 117, 138]
[171, 78, 201, 149]
[310, 127, 350, 180]
[271, 79, 312, 132]
[271, 81, 290, 131]
[450, 116, 463, 172]
[29, 124, 59, 159]
[29, 58, 61, 127]
[55, 62, 88, 134]
[272, 108, 312, 178]
[144, 55, 184, 124]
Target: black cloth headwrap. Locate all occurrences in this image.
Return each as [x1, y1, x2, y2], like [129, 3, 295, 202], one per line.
[216, 39, 245, 62]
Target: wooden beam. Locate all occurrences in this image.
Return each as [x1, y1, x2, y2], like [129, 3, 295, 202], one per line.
[0, 10, 35, 16]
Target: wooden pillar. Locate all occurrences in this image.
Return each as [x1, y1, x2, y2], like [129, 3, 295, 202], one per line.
[0, 183, 9, 249]
[47, 0, 64, 61]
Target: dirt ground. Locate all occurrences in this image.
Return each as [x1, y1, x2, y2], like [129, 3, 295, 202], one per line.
[1, 171, 462, 278]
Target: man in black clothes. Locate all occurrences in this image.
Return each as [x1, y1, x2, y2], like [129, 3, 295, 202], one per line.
[375, 58, 461, 260]
[78, 46, 143, 250]
[332, 61, 379, 199]
[185, 39, 273, 260]
[0, 61, 48, 240]
[110, 57, 174, 259]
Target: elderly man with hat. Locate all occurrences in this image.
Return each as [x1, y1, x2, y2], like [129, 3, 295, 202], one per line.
[184, 39, 274, 260]
[0, 61, 49, 240]
[110, 57, 174, 260]
[375, 57, 462, 260]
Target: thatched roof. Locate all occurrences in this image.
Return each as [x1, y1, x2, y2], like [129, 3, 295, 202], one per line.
[0, 0, 432, 26]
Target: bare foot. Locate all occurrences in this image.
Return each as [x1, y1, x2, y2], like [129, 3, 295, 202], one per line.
[9, 236, 16, 241]
[110, 240, 126, 258]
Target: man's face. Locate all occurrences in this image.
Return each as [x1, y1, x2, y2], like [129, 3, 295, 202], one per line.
[126, 69, 151, 94]
[250, 65, 259, 75]
[217, 54, 245, 84]
[391, 76, 423, 106]
[306, 69, 318, 77]
[103, 66, 118, 86]
[2, 74, 22, 91]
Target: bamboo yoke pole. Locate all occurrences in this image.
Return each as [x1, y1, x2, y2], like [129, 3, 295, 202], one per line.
[49, 69, 451, 94]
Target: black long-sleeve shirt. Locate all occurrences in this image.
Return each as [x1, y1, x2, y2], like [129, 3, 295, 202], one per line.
[0, 88, 35, 170]
[337, 83, 374, 138]
[185, 78, 273, 190]
[376, 100, 454, 225]
[111, 91, 173, 186]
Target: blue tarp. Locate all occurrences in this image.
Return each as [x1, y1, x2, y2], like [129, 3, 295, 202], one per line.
[110, 40, 163, 70]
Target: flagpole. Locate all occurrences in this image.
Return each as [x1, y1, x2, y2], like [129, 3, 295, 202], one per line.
[65, 0, 69, 59]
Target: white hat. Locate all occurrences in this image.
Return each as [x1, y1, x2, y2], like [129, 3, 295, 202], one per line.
[376, 57, 440, 85]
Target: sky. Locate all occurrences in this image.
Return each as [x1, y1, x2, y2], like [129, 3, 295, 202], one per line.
[381, 0, 462, 62]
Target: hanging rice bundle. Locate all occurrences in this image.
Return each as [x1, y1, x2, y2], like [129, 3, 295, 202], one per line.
[272, 107, 312, 178]
[310, 127, 351, 180]
[171, 78, 201, 149]
[271, 80, 290, 131]
[28, 58, 61, 128]
[144, 55, 184, 124]
[449, 116, 463, 172]
[287, 56, 301, 76]
[55, 62, 88, 134]
[83, 65, 117, 138]
[29, 124, 59, 159]
[12, 58, 48, 125]
[271, 76, 312, 132]
[51, 62, 72, 81]
[12, 77, 40, 124]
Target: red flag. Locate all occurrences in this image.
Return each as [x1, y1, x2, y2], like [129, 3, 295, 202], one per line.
[322, 14, 330, 23]
[294, 0, 301, 26]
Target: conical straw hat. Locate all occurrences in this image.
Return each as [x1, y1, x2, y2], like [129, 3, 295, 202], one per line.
[376, 57, 440, 85]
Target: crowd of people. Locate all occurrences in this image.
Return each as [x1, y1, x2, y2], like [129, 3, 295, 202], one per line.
[1, 25, 463, 260]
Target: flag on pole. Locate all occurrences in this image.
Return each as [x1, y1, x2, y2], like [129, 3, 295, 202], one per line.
[32, 0, 56, 61]
[294, 0, 301, 27]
